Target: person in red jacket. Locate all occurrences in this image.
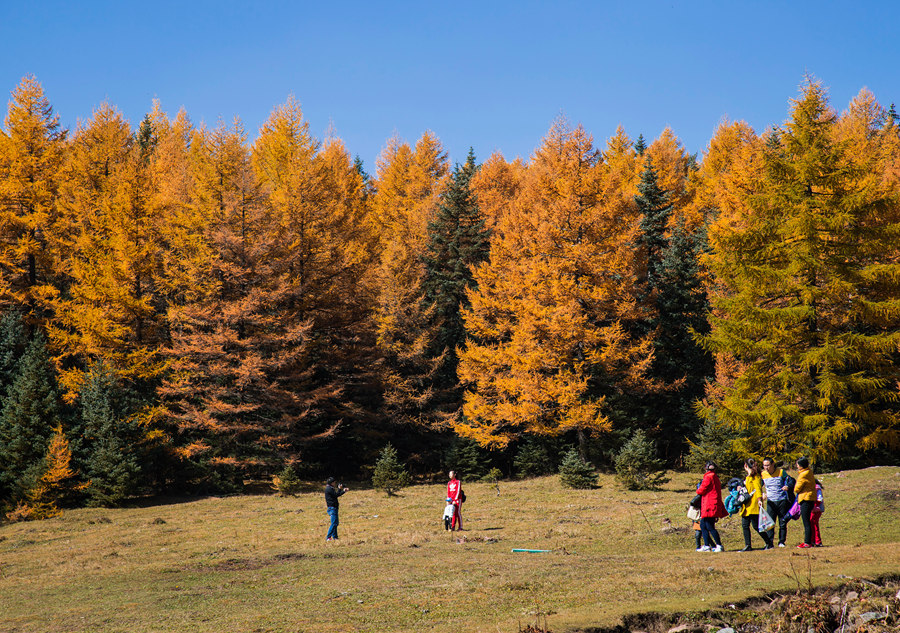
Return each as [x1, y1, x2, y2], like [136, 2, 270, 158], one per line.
[447, 470, 464, 531]
[696, 460, 728, 552]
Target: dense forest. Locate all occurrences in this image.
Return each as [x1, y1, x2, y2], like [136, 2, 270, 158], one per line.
[1, 75, 898, 518]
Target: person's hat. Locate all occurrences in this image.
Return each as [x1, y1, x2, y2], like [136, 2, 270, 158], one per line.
[446, 497, 452, 503]
[326, 476, 335, 484]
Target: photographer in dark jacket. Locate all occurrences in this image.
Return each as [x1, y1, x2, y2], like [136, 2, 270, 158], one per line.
[324, 477, 348, 541]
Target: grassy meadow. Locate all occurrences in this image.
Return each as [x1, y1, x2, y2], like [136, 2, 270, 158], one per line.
[1, 467, 898, 632]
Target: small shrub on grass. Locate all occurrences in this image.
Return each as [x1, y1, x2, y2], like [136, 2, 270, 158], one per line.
[273, 465, 302, 496]
[558, 449, 598, 489]
[372, 444, 411, 495]
[614, 429, 670, 490]
[480, 467, 503, 483]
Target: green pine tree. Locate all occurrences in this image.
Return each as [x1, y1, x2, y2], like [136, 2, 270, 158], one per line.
[0, 334, 60, 504]
[685, 414, 745, 475]
[614, 429, 670, 490]
[652, 220, 715, 457]
[353, 155, 374, 201]
[445, 436, 493, 480]
[558, 448, 598, 489]
[634, 134, 647, 156]
[513, 437, 555, 478]
[0, 310, 27, 399]
[421, 148, 491, 382]
[75, 361, 143, 506]
[634, 159, 673, 307]
[701, 80, 900, 460]
[630, 163, 714, 461]
[371, 443, 411, 496]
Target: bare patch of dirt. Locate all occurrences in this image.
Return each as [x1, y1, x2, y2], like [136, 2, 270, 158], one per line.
[574, 576, 899, 633]
[185, 551, 307, 572]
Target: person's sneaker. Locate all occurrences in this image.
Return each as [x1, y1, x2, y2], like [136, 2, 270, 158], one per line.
[778, 543, 786, 548]
[763, 544, 774, 550]
[739, 546, 753, 552]
[797, 543, 812, 549]
[697, 545, 711, 552]
[712, 545, 724, 552]
[814, 543, 823, 547]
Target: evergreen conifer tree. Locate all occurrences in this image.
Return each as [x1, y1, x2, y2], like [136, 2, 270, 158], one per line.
[614, 429, 670, 490]
[444, 436, 493, 480]
[75, 360, 143, 506]
[513, 437, 555, 478]
[0, 334, 60, 503]
[558, 448, 598, 489]
[371, 443, 411, 495]
[0, 310, 26, 399]
[634, 160, 673, 306]
[631, 162, 714, 461]
[634, 134, 647, 156]
[421, 149, 491, 382]
[653, 221, 714, 456]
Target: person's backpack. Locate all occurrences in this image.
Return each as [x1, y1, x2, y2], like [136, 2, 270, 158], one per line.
[460, 490, 466, 503]
[724, 477, 751, 515]
[781, 471, 797, 505]
[724, 489, 745, 515]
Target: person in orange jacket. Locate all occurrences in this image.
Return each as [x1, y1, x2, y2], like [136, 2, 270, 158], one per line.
[794, 457, 816, 548]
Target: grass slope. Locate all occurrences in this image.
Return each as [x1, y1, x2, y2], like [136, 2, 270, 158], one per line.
[1, 467, 898, 632]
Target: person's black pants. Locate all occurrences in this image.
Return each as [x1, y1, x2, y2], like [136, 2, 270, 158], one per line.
[800, 500, 814, 545]
[766, 499, 789, 545]
[742, 514, 774, 549]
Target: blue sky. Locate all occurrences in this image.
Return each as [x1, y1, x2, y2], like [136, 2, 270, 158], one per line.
[2, 1, 897, 170]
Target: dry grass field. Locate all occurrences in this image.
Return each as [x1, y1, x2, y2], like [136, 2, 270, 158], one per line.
[1, 467, 898, 632]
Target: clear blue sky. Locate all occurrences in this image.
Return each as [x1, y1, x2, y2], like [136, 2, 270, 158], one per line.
[2, 1, 897, 170]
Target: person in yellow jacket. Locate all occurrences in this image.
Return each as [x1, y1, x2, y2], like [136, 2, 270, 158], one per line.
[739, 458, 775, 551]
[794, 457, 816, 548]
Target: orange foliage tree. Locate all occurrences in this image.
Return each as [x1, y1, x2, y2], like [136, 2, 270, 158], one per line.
[6, 425, 88, 521]
[370, 132, 450, 428]
[50, 103, 172, 397]
[0, 76, 67, 326]
[458, 119, 654, 452]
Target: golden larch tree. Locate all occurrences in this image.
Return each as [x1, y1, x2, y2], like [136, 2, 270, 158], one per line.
[469, 151, 526, 230]
[51, 103, 171, 396]
[0, 76, 67, 324]
[458, 119, 654, 451]
[700, 81, 900, 460]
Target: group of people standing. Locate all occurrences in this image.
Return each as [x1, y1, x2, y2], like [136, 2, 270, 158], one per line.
[323, 461, 825, 549]
[694, 457, 823, 552]
[322, 471, 465, 541]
